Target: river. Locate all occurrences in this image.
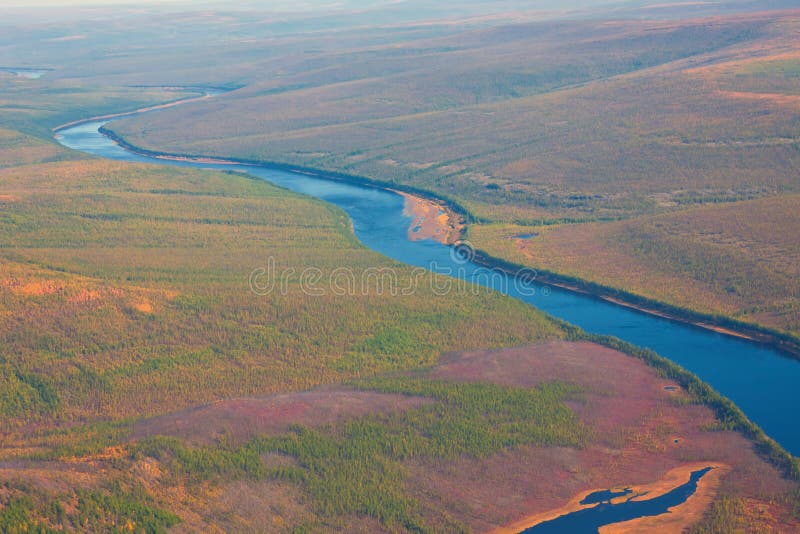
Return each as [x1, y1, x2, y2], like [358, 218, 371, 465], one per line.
[55, 118, 800, 456]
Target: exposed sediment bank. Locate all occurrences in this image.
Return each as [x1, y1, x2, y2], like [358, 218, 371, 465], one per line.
[396, 190, 463, 244]
[490, 463, 729, 534]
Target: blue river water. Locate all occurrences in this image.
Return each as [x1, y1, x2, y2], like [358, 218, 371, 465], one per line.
[56, 119, 800, 456]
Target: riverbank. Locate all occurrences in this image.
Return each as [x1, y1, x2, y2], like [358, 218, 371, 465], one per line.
[469, 248, 800, 359]
[66, 113, 800, 455]
[426, 341, 798, 532]
[51, 87, 229, 131]
[489, 463, 729, 534]
[604, 465, 729, 533]
[84, 119, 799, 361]
[90, 122, 800, 360]
[92, 124, 472, 240]
[396, 190, 463, 244]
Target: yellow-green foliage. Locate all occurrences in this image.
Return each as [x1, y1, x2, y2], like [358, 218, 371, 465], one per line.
[0, 74, 562, 528]
[106, 15, 800, 224]
[133, 377, 587, 532]
[96, 12, 800, 342]
[687, 495, 754, 534]
[0, 136, 560, 445]
[469, 195, 800, 335]
[0, 74, 201, 135]
[1, 11, 797, 529]
[0, 480, 180, 534]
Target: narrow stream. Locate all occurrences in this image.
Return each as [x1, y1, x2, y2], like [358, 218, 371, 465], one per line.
[56, 117, 800, 455]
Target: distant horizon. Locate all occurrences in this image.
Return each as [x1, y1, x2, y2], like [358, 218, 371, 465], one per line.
[0, 0, 618, 11]
[0, 0, 344, 9]
[0, 0, 189, 8]
[0, 0, 382, 7]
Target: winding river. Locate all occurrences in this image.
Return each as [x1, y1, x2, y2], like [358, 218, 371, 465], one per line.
[56, 116, 800, 456]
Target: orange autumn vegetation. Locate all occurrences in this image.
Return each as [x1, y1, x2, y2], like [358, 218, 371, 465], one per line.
[470, 193, 800, 336]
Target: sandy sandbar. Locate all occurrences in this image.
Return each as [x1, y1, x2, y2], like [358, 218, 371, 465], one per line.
[396, 190, 463, 244]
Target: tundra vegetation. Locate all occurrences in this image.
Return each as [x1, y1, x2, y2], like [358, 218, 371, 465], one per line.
[0, 79, 565, 531]
[103, 8, 800, 340]
[0, 1, 799, 531]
